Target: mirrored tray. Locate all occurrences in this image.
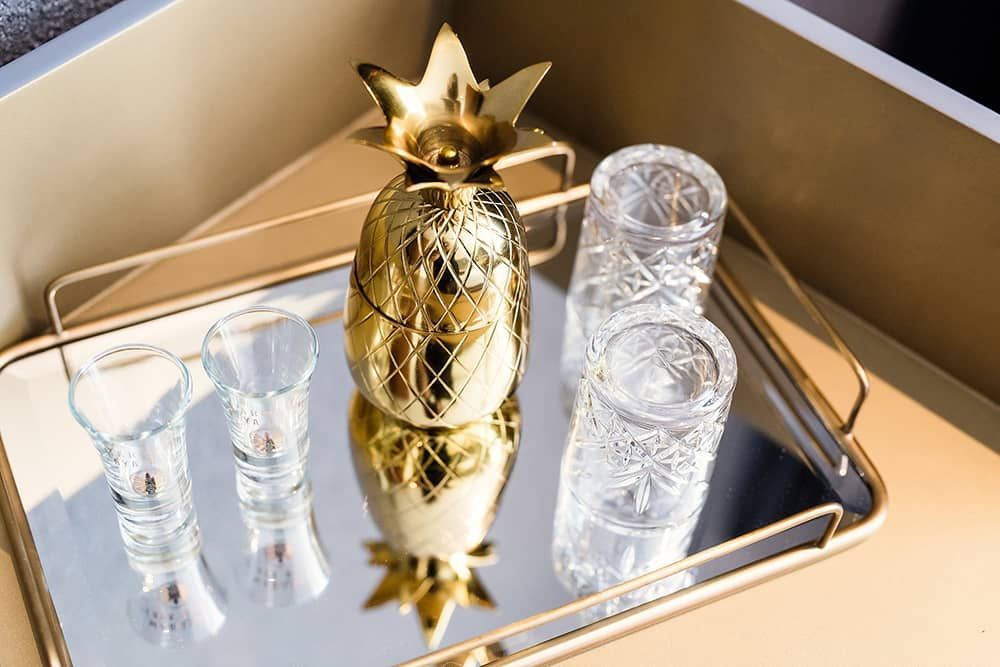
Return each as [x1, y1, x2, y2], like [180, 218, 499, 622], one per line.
[0, 156, 886, 666]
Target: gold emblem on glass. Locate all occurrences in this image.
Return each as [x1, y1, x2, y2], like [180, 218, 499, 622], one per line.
[344, 23, 550, 427]
[349, 392, 520, 647]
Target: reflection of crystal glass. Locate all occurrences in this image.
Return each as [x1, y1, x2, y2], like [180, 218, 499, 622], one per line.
[68, 344, 200, 566]
[202, 307, 319, 518]
[126, 554, 227, 647]
[238, 502, 330, 607]
[552, 481, 699, 621]
[561, 144, 727, 402]
[554, 304, 735, 612]
[349, 392, 519, 648]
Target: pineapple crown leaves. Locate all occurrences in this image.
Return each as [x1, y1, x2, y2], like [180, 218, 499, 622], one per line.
[349, 23, 553, 190]
[363, 541, 497, 648]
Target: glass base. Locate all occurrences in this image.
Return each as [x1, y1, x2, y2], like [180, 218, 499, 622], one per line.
[126, 554, 227, 648]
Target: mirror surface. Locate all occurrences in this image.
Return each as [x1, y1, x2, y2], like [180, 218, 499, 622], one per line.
[0, 266, 871, 665]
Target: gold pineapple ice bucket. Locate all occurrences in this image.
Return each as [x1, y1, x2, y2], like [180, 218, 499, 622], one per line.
[343, 23, 553, 428]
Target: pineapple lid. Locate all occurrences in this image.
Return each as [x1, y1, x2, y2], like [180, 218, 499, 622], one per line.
[352, 175, 529, 333]
[348, 23, 553, 190]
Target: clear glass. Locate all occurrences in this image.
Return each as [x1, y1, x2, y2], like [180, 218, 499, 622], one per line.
[552, 481, 701, 621]
[69, 345, 226, 646]
[126, 553, 227, 647]
[201, 307, 320, 519]
[553, 304, 736, 608]
[561, 144, 727, 402]
[68, 344, 200, 567]
[16, 268, 873, 663]
[238, 501, 330, 608]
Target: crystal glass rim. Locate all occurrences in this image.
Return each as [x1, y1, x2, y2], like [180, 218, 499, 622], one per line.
[589, 143, 727, 244]
[584, 304, 737, 427]
[68, 343, 193, 445]
[201, 306, 320, 398]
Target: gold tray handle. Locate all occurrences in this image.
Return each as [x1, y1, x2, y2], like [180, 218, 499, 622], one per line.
[726, 200, 870, 436]
[43, 142, 578, 339]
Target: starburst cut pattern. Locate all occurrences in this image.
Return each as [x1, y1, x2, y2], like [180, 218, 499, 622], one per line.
[349, 23, 552, 188]
[575, 382, 725, 514]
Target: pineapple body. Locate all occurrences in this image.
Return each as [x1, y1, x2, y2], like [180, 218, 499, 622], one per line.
[348, 392, 520, 558]
[344, 174, 530, 428]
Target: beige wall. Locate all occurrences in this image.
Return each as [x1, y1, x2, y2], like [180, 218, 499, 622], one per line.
[3, 0, 998, 400]
[0, 0, 446, 344]
[452, 0, 1000, 401]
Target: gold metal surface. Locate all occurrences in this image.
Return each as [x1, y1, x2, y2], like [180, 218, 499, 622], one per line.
[363, 541, 499, 650]
[42, 143, 576, 341]
[349, 394, 520, 558]
[344, 24, 553, 428]
[350, 392, 519, 649]
[349, 23, 551, 189]
[343, 177, 530, 429]
[0, 156, 886, 667]
[407, 502, 846, 667]
[727, 201, 869, 435]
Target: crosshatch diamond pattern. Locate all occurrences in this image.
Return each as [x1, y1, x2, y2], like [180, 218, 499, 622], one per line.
[349, 394, 520, 558]
[354, 175, 529, 333]
[345, 175, 530, 428]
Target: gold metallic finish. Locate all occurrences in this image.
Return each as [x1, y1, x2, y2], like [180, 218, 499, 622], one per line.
[363, 541, 498, 650]
[0, 152, 886, 667]
[344, 24, 551, 427]
[350, 392, 519, 648]
[348, 393, 519, 558]
[727, 200, 870, 435]
[41, 142, 576, 340]
[349, 23, 551, 189]
[344, 179, 530, 429]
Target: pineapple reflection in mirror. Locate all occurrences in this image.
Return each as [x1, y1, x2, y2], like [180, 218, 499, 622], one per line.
[349, 392, 520, 649]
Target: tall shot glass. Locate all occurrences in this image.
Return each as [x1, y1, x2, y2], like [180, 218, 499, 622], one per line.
[69, 344, 201, 566]
[553, 304, 736, 609]
[203, 307, 329, 605]
[560, 144, 727, 403]
[69, 344, 226, 645]
[201, 307, 320, 518]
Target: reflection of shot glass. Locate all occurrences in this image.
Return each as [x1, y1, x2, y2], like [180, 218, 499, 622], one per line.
[69, 344, 201, 566]
[561, 144, 727, 403]
[238, 504, 330, 607]
[202, 307, 319, 518]
[69, 344, 226, 645]
[553, 304, 736, 613]
[126, 554, 227, 647]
